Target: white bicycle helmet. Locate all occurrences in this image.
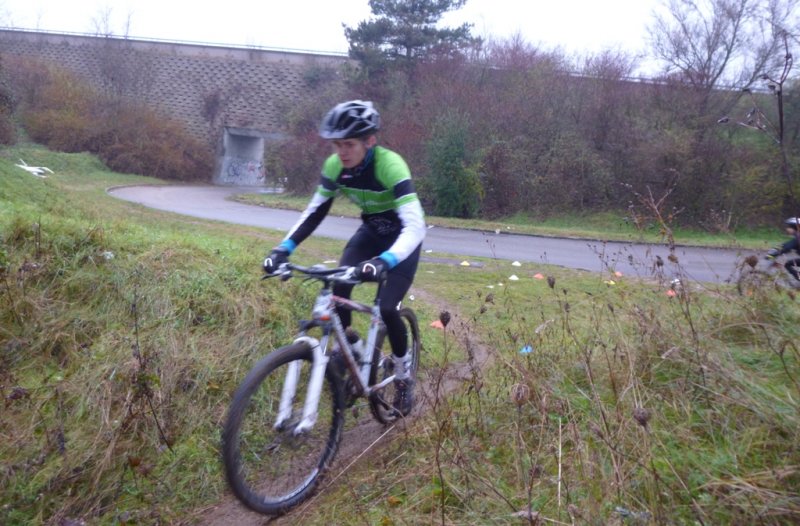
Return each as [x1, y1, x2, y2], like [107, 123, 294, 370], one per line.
[319, 100, 380, 139]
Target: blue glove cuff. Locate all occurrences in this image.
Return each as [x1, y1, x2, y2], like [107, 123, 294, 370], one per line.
[278, 239, 297, 255]
[378, 252, 397, 269]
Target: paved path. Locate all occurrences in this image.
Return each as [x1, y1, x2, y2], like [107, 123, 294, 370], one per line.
[108, 184, 756, 284]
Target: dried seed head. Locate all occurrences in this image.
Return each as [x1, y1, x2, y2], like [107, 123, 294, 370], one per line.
[668, 253, 678, 263]
[510, 383, 530, 407]
[633, 406, 651, 428]
[439, 311, 451, 327]
[745, 255, 759, 268]
[547, 276, 556, 289]
[7, 386, 29, 401]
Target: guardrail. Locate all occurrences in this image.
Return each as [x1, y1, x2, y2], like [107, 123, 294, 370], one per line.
[0, 26, 349, 58]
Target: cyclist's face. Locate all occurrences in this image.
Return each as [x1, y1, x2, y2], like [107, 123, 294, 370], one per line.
[331, 136, 375, 168]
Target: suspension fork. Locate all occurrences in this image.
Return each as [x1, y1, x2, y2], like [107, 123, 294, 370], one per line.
[274, 335, 331, 435]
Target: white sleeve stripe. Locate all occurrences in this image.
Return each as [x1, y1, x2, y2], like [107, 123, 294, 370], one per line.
[386, 200, 426, 264]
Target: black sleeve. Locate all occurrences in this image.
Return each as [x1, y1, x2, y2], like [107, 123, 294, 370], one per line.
[287, 197, 334, 246]
[782, 237, 799, 254]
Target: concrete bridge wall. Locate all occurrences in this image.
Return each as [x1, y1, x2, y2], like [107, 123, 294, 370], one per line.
[0, 29, 350, 184]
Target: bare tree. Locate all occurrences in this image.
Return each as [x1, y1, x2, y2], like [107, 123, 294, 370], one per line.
[90, 6, 133, 39]
[90, 7, 115, 38]
[86, 7, 153, 104]
[638, 0, 800, 223]
[649, 0, 799, 108]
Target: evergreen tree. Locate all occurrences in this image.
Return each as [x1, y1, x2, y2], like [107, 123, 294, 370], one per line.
[344, 0, 481, 78]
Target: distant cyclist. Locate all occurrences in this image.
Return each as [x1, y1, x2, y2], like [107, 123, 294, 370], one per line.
[766, 217, 800, 281]
[263, 100, 426, 416]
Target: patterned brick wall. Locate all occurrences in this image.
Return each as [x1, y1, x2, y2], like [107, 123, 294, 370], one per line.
[0, 29, 350, 149]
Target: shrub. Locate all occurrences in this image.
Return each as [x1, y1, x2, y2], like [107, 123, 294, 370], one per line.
[5, 58, 212, 181]
[532, 131, 613, 212]
[264, 92, 349, 194]
[0, 56, 15, 145]
[97, 107, 213, 181]
[14, 66, 98, 151]
[266, 131, 329, 194]
[425, 111, 482, 218]
[23, 108, 95, 152]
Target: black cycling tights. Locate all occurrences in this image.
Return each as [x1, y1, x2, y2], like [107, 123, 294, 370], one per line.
[332, 225, 421, 358]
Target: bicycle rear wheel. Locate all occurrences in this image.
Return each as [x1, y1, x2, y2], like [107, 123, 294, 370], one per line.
[368, 308, 420, 424]
[222, 342, 345, 516]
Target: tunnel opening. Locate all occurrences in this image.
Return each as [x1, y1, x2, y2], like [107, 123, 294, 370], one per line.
[216, 127, 284, 186]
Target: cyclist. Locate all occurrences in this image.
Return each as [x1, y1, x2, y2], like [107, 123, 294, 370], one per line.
[263, 100, 426, 416]
[766, 217, 800, 281]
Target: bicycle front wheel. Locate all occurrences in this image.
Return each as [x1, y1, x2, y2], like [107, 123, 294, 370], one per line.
[222, 342, 345, 516]
[368, 308, 421, 424]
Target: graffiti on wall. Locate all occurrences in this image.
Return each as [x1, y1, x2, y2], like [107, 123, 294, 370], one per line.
[219, 157, 265, 185]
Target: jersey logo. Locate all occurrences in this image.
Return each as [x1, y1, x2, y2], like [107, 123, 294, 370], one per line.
[367, 216, 399, 235]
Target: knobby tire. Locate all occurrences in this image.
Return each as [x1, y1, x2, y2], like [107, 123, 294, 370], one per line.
[368, 308, 421, 424]
[222, 342, 345, 516]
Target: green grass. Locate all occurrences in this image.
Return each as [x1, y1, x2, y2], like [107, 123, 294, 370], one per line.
[2, 145, 798, 524]
[294, 263, 800, 525]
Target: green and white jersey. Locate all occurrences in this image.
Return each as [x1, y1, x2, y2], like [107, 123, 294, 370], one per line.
[282, 146, 426, 267]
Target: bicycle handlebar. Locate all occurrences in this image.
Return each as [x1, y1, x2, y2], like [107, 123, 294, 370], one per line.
[262, 262, 361, 285]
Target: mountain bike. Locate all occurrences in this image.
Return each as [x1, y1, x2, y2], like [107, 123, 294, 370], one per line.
[736, 254, 800, 296]
[221, 262, 420, 516]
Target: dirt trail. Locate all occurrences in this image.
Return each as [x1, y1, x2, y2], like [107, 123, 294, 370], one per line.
[192, 287, 493, 525]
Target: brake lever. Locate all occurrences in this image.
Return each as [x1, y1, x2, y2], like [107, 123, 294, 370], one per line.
[262, 263, 293, 281]
[341, 266, 357, 280]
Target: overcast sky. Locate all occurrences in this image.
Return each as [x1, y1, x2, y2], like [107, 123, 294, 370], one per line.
[0, 0, 661, 68]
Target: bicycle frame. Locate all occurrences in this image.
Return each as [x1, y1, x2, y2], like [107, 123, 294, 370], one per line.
[757, 257, 799, 284]
[271, 264, 397, 435]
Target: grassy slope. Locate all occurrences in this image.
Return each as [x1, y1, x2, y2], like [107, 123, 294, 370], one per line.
[1, 146, 300, 524]
[1, 145, 798, 524]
